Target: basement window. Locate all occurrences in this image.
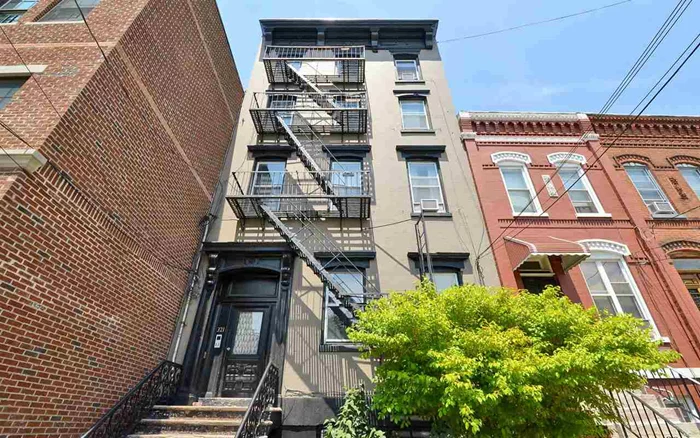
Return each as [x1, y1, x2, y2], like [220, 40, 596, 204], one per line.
[39, 0, 99, 22]
[0, 0, 37, 23]
[0, 77, 27, 109]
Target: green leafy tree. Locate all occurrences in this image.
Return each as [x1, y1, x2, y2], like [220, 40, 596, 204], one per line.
[347, 281, 679, 438]
[324, 386, 385, 438]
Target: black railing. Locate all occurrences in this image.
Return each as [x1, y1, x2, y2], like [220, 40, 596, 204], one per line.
[609, 390, 690, 437]
[81, 360, 182, 438]
[646, 368, 700, 422]
[235, 361, 280, 438]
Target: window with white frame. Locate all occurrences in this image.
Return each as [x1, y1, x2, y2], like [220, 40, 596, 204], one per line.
[558, 165, 605, 215]
[395, 60, 420, 81]
[407, 161, 445, 213]
[499, 164, 541, 215]
[678, 164, 700, 198]
[0, 0, 37, 23]
[623, 163, 676, 215]
[400, 98, 430, 130]
[39, 0, 99, 22]
[251, 160, 286, 211]
[0, 77, 27, 109]
[324, 270, 364, 343]
[578, 243, 660, 337]
[268, 94, 296, 127]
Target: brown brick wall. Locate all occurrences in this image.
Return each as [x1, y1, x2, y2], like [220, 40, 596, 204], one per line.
[0, 0, 243, 435]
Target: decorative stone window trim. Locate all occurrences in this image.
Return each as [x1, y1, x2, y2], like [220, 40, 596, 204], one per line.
[668, 155, 700, 167]
[0, 65, 47, 76]
[660, 240, 700, 255]
[396, 144, 445, 160]
[613, 154, 654, 168]
[491, 151, 532, 165]
[578, 239, 631, 256]
[547, 152, 587, 166]
[0, 148, 47, 173]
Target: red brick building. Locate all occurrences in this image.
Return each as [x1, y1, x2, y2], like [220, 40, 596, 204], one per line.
[0, 0, 242, 435]
[460, 112, 700, 370]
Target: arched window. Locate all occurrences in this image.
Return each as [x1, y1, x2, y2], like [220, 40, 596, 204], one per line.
[678, 164, 700, 198]
[669, 249, 700, 310]
[548, 153, 607, 216]
[577, 240, 661, 338]
[492, 152, 543, 216]
[623, 163, 676, 216]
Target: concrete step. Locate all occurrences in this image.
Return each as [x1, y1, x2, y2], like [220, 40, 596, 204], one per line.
[127, 435, 239, 438]
[196, 397, 251, 407]
[149, 405, 248, 420]
[611, 420, 700, 437]
[135, 417, 242, 434]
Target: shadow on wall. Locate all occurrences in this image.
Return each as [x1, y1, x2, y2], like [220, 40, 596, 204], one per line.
[283, 272, 375, 397]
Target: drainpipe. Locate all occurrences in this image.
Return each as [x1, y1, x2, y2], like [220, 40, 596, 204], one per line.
[171, 214, 213, 362]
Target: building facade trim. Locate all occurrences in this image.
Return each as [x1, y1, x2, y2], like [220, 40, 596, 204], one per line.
[578, 239, 631, 256]
[491, 151, 531, 165]
[0, 148, 47, 173]
[547, 152, 587, 166]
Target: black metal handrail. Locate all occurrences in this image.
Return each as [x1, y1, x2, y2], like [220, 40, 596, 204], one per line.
[81, 360, 182, 438]
[609, 390, 690, 437]
[235, 361, 280, 438]
[646, 368, 700, 422]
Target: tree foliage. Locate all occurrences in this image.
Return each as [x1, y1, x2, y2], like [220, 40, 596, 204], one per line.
[324, 386, 385, 438]
[347, 281, 679, 438]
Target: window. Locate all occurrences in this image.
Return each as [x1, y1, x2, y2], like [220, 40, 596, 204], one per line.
[433, 271, 459, 292]
[395, 60, 420, 81]
[39, 0, 99, 22]
[580, 260, 654, 326]
[251, 161, 286, 211]
[0, 77, 26, 109]
[268, 94, 296, 127]
[324, 270, 364, 343]
[333, 95, 360, 109]
[0, 0, 37, 23]
[499, 165, 541, 215]
[624, 164, 675, 215]
[678, 164, 700, 198]
[400, 98, 429, 130]
[558, 166, 605, 215]
[330, 161, 362, 197]
[407, 161, 445, 213]
[671, 255, 700, 310]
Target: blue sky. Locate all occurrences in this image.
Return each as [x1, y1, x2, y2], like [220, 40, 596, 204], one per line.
[216, 0, 699, 115]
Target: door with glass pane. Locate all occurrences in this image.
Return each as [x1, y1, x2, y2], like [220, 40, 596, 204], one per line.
[252, 161, 285, 211]
[220, 305, 272, 397]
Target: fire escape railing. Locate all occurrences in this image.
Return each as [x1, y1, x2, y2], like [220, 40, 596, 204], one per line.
[81, 360, 182, 438]
[645, 368, 700, 422]
[250, 92, 368, 134]
[263, 45, 365, 84]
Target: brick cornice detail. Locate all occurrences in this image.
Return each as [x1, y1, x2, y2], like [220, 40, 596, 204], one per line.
[668, 155, 700, 166]
[660, 240, 700, 254]
[613, 154, 653, 167]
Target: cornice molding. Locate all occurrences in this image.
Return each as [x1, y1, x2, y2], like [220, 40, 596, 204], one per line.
[476, 135, 583, 144]
[491, 151, 531, 165]
[460, 111, 585, 122]
[578, 239, 631, 256]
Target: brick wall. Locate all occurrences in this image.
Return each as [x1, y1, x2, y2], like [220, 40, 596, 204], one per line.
[0, 0, 243, 435]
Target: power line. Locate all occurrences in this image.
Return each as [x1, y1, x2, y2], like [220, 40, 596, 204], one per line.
[439, 0, 632, 44]
[475, 4, 697, 261]
[480, 32, 700, 259]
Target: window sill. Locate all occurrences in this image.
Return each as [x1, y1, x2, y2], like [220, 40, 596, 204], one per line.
[576, 212, 613, 219]
[411, 212, 452, 219]
[319, 343, 362, 353]
[651, 213, 685, 220]
[26, 20, 84, 25]
[395, 80, 425, 85]
[0, 22, 18, 26]
[401, 129, 435, 134]
[512, 212, 549, 218]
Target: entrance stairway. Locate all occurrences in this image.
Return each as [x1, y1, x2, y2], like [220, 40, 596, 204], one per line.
[608, 389, 700, 437]
[126, 398, 281, 438]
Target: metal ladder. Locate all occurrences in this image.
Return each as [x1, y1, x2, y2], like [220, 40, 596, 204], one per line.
[285, 63, 345, 124]
[258, 203, 381, 323]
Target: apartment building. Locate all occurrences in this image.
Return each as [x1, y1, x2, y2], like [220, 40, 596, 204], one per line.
[460, 111, 700, 370]
[0, 0, 242, 435]
[172, 18, 499, 437]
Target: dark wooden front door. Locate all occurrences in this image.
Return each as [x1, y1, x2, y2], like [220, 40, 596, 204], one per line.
[220, 305, 272, 397]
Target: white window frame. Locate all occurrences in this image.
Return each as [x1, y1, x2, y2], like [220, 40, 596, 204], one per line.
[558, 164, 609, 217]
[38, 0, 100, 22]
[395, 59, 420, 81]
[498, 162, 544, 217]
[678, 164, 700, 199]
[399, 97, 430, 130]
[407, 161, 446, 214]
[323, 269, 365, 344]
[623, 163, 676, 216]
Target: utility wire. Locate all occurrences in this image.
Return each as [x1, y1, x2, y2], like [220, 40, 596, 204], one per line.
[479, 33, 700, 259]
[439, 0, 632, 44]
[475, 3, 696, 261]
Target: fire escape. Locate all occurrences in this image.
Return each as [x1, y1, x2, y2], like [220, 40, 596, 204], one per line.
[229, 45, 378, 322]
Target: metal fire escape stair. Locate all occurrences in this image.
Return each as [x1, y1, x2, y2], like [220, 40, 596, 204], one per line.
[285, 63, 344, 124]
[257, 203, 380, 324]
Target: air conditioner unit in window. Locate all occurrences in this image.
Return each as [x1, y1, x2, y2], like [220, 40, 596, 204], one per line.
[648, 201, 675, 215]
[420, 199, 440, 212]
